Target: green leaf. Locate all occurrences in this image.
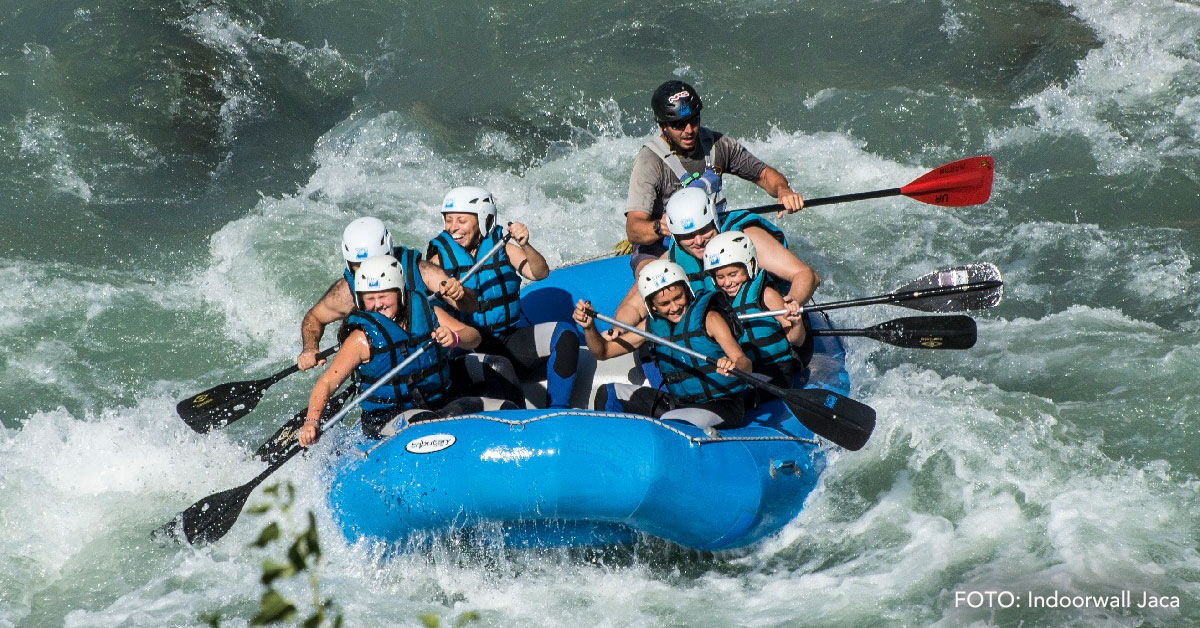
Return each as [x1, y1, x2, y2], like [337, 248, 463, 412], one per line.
[260, 560, 294, 586]
[287, 540, 309, 573]
[453, 611, 481, 627]
[419, 613, 440, 628]
[262, 484, 280, 497]
[300, 614, 321, 628]
[247, 504, 271, 515]
[250, 590, 296, 625]
[251, 522, 281, 548]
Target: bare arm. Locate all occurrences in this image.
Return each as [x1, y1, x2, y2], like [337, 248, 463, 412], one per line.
[612, 282, 649, 330]
[625, 211, 667, 246]
[505, 222, 549, 280]
[573, 299, 644, 360]
[432, 306, 481, 351]
[705, 310, 752, 375]
[298, 330, 369, 446]
[745, 226, 820, 305]
[417, 260, 477, 314]
[755, 165, 804, 216]
[762, 285, 807, 346]
[297, 278, 356, 369]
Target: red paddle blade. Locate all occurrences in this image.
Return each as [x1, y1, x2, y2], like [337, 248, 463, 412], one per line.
[899, 155, 994, 206]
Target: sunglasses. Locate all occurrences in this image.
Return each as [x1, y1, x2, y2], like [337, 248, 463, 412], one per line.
[667, 116, 700, 131]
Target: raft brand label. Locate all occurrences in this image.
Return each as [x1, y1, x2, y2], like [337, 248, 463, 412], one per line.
[406, 434, 456, 454]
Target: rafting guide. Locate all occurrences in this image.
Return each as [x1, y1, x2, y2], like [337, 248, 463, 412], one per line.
[624, 80, 807, 274]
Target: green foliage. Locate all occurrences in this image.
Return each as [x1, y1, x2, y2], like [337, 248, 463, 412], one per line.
[419, 610, 481, 628]
[200, 481, 342, 628]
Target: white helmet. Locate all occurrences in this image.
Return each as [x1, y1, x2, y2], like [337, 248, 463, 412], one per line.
[664, 187, 716, 236]
[703, 230, 758, 278]
[354, 254, 406, 306]
[441, 186, 497, 234]
[637, 259, 692, 317]
[342, 217, 393, 264]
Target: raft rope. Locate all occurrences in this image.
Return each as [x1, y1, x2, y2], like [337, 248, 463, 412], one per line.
[361, 410, 820, 458]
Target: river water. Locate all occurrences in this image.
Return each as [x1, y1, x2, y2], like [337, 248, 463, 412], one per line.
[1, 0, 1198, 626]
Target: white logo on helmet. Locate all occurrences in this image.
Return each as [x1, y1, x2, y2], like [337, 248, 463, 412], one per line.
[653, 274, 669, 287]
[444, 200, 454, 208]
[708, 254, 720, 265]
[368, 278, 380, 288]
[682, 218, 695, 230]
[668, 90, 691, 103]
[354, 247, 369, 260]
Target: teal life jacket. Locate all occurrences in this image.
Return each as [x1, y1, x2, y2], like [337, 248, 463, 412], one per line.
[666, 209, 789, 294]
[427, 225, 522, 334]
[730, 270, 793, 368]
[344, 291, 451, 430]
[646, 290, 747, 404]
[344, 246, 428, 296]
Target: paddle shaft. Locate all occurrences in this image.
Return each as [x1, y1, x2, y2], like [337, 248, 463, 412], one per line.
[737, 280, 1002, 321]
[744, 188, 902, 215]
[592, 312, 792, 399]
[462, 230, 513, 279]
[312, 340, 436, 431]
[272, 345, 337, 382]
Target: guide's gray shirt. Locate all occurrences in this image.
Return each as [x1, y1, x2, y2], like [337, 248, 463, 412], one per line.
[623, 129, 768, 219]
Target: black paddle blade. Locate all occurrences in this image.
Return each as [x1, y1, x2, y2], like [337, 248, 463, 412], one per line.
[158, 444, 303, 545]
[782, 388, 876, 451]
[176, 378, 271, 433]
[256, 387, 353, 464]
[872, 315, 976, 349]
[815, 315, 978, 349]
[896, 264, 1003, 312]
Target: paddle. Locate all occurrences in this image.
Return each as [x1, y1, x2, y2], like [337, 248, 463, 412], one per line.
[737, 263, 1004, 321]
[590, 311, 875, 451]
[176, 346, 338, 433]
[810, 315, 977, 350]
[175, 228, 513, 435]
[159, 340, 438, 545]
[744, 155, 994, 214]
[255, 387, 355, 465]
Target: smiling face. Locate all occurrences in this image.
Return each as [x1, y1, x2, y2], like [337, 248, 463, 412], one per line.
[359, 289, 401, 320]
[649, 283, 690, 323]
[443, 213, 482, 250]
[675, 224, 718, 260]
[710, 264, 750, 297]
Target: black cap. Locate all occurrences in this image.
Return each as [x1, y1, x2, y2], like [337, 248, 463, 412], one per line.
[651, 80, 703, 124]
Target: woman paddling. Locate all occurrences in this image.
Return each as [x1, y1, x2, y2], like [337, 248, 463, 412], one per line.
[298, 255, 519, 446]
[426, 186, 581, 409]
[703, 230, 805, 388]
[573, 260, 752, 429]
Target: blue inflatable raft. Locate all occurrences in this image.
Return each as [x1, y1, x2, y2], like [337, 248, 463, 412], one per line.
[327, 255, 850, 551]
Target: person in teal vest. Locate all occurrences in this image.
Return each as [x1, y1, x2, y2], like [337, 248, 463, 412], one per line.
[426, 186, 581, 409]
[298, 255, 518, 446]
[703, 230, 805, 388]
[573, 260, 752, 429]
[296, 216, 477, 371]
[609, 187, 819, 369]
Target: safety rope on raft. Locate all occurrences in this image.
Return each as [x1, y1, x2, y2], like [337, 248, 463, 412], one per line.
[361, 410, 819, 458]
